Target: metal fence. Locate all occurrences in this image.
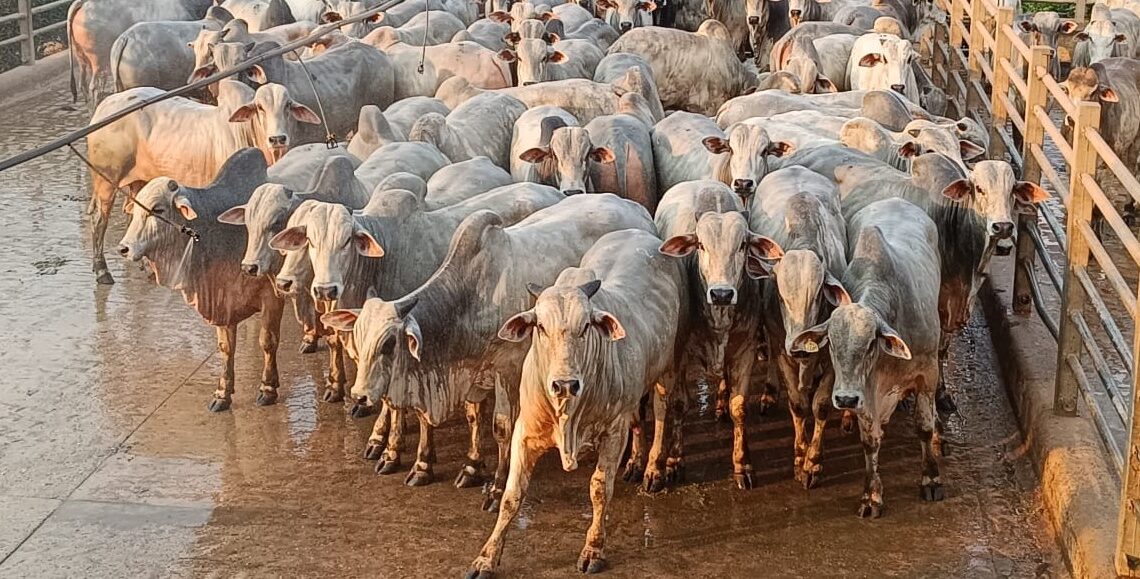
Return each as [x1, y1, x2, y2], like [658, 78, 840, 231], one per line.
[924, 0, 1140, 573]
[0, 0, 72, 67]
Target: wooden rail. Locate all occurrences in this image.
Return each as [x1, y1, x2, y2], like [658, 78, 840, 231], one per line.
[926, 0, 1140, 572]
[1, 0, 75, 68]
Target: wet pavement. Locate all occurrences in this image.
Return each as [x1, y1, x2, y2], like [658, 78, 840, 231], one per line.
[0, 74, 1065, 578]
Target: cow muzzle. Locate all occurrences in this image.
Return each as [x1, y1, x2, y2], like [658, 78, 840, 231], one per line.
[313, 284, 340, 302]
[620, 21, 633, 32]
[118, 243, 141, 262]
[789, 9, 801, 24]
[522, 81, 538, 86]
[241, 262, 260, 277]
[732, 179, 754, 196]
[990, 221, 1014, 239]
[275, 277, 295, 294]
[890, 84, 906, 94]
[550, 378, 581, 398]
[748, 15, 760, 25]
[707, 286, 737, 306]
[562, 189, 584, 196]
[833, 393, 861, 410]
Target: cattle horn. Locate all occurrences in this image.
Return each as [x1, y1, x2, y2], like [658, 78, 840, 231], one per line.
[579, 279, 602, 298]
[394, 297, 418, 319]
[538, 116, 569, 147]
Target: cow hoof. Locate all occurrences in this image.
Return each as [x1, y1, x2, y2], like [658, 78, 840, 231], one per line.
[349, 401, 373, 419]
[481, 486, 503, 512]
[642, 471, 666, 494]
[363, 442, 385, 461]
[464, 570, 494, 579]
[857, 500, 883, 519]
[664, 462, 685, 484]
[800, 469, 821, 490]
[207, 397, 231, 413]
[622, 460, 644, 484]
[376, 455, 401, 475]
[841, 412, 856, 434]
[454, 461, 487, 489]
[404, 466, 434, 487]
[733, 469, 754, 490]
[896, 394, 915, 414]
[576, 553, 606, 574]
[935, 390, 957, 414]
[95, 270, 115, 285]
[255, 388, 278, 406]
[322, 387, 344, 404]
[298, 338, 319, 354]
[758, 392, 777, 415]
[920, 482, 944, 502]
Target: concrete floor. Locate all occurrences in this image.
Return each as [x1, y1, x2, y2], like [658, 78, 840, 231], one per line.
[0, 73, 1065, 578]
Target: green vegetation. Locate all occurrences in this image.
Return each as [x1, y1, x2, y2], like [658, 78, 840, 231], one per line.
[1022, 0, 1077, 17]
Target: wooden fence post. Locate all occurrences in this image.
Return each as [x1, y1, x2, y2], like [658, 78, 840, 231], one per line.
[1054, 101, 1101, 417]
[947, 0, 966, 117]
[966, 0, 986, 113]
[933, 4, 947, 92]
[17, 0, 34, 65]
[1012, 46, 1051, 315]
[988, 6, 1014, 162]
[1118, 234, 1140, 577]
[1076, 0, 1087, 23]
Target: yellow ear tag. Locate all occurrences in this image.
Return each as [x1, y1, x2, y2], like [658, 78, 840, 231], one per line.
[803, 340, 819, 353]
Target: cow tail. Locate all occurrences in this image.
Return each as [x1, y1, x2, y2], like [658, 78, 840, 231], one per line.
[110, 35, 126, 93]
[67, 0, 86, 102]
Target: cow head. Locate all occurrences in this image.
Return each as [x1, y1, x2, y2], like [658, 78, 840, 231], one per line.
[327, 298, 421, 410]
[660, 207, 783, 316]
[791, 301, 911, 412]
[856, 33, 918, 97]
[229, 83, 321, 164]
[520, 124, 612, 195]
[774, 0, 817, 27]
[322, 0, 384, 37]
[596, 0, 655, 34]
[708, 123, 794, 200]
[189, 41, 256, 93]
[1019, 12, 1079, 77]
[1076, 20, 1127, 64]
[503, 38, 567, 85]
[773, 248, 849, 359]
[1061, 65, 1119, 106]
[785, 55, 837, 93]
[189, 27, 228, 73]
[218, 183, 295, 278]
[118, 178, 198, 285]
[499, 279, 624, 470]
[900, 125, 986, 172]
[938, 160, 1048, 259]
[269, 201, 385, 305]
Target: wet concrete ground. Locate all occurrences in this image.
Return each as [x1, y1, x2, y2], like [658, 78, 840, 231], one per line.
[0, 74, 1065, 578]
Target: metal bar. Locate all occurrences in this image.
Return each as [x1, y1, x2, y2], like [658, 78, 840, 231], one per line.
[1016, 45, 1053, 316]
[1086, 129, 1140, 208]
[1072, 310, 1132, 423]
[34, 19, 67, 34]
[0, 33, 29, 47]
[1075, 266, 1135, 372]
[0, 11, 23, 24]
[1029, 224, 1064, 293]
[1025, 258, 1061, 338]
[1076, 219, 1138, 318]
[31, 0, 73, 14]
[0, 0, 408, 173]
[1037, 194, 1069, 249]
[1067, 354, 1126, 474]
[1036, 105, 1075, 163]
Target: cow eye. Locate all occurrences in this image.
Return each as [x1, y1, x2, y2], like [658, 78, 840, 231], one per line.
[151, 207, 164, 216]
[579, 324, 589, 337]
[536, 323, 546, 335]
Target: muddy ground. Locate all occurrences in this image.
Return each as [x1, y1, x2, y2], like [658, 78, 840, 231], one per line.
[0, 74, 1065, 578]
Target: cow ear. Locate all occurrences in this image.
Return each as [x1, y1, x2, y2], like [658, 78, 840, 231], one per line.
[823, 273, 851, 307]
[639, 0, 657, 11]
[858, 53, 884, 67]
[1017, 21, 1035, 32]
[496, 48, 517, 62]
[217, 204, 247, 225]
[814, 76, 837, 93]
[322, 309, 360, 332]
[526, 282, 545, 298]
[1013, 180, 1049, 206]
[123, 197, 136, 214]
[589, 146, 615, 163]
[898, 140, 923, 158]
[368, 12, 384, 22]
[592, 310, 626, 341]
[766, 140, 794, 157]
[173, 194, 198, 221]
[1059, 20, 1080, 34]
[941, 178, 973, 201]
[498, 310, 536, 342]
[290, 102, 321, 125]
[489, 10, 512, 22]
[746, 233, 784, 279]
[789, 321, 830, 355]
[959, 139, 985, 160]
[544, 31, 561, 43]
[702, 136, 732, 154]
[189, 63, 217, 82]
[269, 225, 308, 251]
[1115, 33, 1128, 43]
[248, 64, 268, 84]
[405, 316, 423, 360]
[548, 50, 567, 63]
[504, 31, 520, 45]
[322, 10, 343, 22]
[229, 103, 257, 123]
[519, 147, 551, 163]
[354, 228, 385, 258]
[659, 234, 699, 257]
[1098, 86, 1120, 102]
[877, 321, 912, 360]
[595, 0, 615, 8]
[538, 12, 557, 21]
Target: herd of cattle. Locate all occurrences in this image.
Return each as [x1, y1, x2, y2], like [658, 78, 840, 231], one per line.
[57, 0, 1136, 573]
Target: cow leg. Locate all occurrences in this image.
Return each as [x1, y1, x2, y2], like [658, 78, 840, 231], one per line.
[405, 412, 436, 486]
[323, 331, 346, 403]
[934, 333, 957, 413]
[665, 379, 689, 484]
[622, 394, 648, 485]
[484, 376, 519, 512]
[579, 425, 626, 574]
[363, 401, 394, 460]
[727, 340, 758, 490]
[802, 371, 834, 490]
[714, 377, 730, 422]
[777, 354, 810, 484]
[208, 324, 238, 412]
[292, 293, 320, 354]
[641, 388, 668, 491]
[376, 405, 405, 475]
[90, 175, 116, 285]
[256, 292, 284, 406]
[856, 415, 884, 518]
[456, 399, 491, 488]
[466, 421, 548, 578]
[916, 371, 945, 502]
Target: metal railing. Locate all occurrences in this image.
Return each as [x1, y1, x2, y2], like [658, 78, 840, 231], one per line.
[925, 0, 1140, 573]
[0, 0, 72, 66]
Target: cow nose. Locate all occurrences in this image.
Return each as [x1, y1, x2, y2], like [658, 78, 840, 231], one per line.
[241, 263, 259, 277]
[268, 135, 287, 147]
[522, 81, 537, 86]
[708, 287, 736, 306]
[789, 9, 801, 17]
[620, 21, 633, 32]
[748, 15, 759, 25]
[890, 84, 906, 93]
[118, 245, 129, 257]
[276, 278, 294, 293]
[563, 189, 584, 196]
[834, 394, 861, 409]
[733, 179, 754, 193]
[991, 222, 1014, 239]
[550, 379, 581, 398]
[313, 284, 339, 301]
